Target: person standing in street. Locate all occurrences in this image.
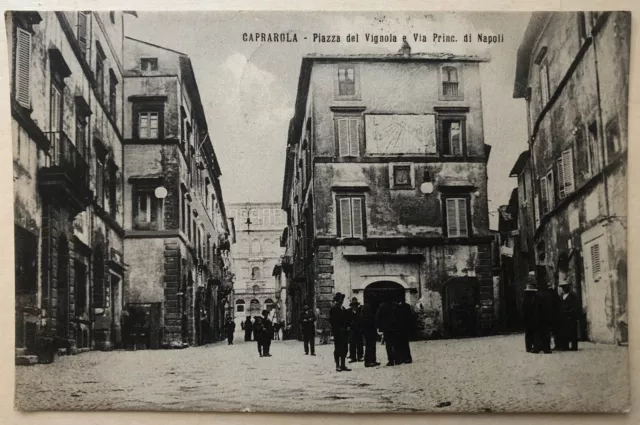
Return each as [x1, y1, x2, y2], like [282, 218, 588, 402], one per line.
[392, 294, 414, 364]
[329, 292, 351, 372]
[361, 299, 380, 367]
[558, 282, 580, 351]
[260, 310, 273, 357]
[300, 303, 317, 355]
[243, 316, 253, 342]
[253, 315, 264, 356]
[522, 272, 538, 353]
[534, 272, 557, 354]
[376, 298, 396, 366]
[348, 297, 364, 363]
[225, 316, 236, 345]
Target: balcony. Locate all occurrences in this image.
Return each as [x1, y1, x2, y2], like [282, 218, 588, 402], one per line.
[38, 131, 92, 216]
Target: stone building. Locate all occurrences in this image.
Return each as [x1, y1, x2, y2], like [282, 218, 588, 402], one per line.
[226, 203, 286, 328]
[11, 11, 128, 360]
[122, 37, 232, 348]
[511, 12, 629, 344]
[281, 46, 495, 339]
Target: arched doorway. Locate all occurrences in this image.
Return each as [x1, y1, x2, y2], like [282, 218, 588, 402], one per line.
[249, 299, 261, 316]
[363, 281, 406, 319]
[57, 235, 70, 340]
[442, 277, 479, 338]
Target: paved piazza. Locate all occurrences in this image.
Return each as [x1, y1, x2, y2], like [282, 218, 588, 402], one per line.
[15, 334, 629, 413]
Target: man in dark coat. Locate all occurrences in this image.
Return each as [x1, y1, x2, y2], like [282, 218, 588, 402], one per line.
[300, 303, 317, 355]
[361, 300, 381, 367]
[253, 316, 264, 356]
[522, 272, 538, 352]
[329, 292, 351, 372]
[260, 310, 273, 357]
[534, 278, 558, 354]
[375, 298, 396, 366]
[558, 282, 580, 351]
[348, 297, 364, 363]
[243, 316, 253, 342]
[392, 295, 414, 364]
[225, 317, 236, 345]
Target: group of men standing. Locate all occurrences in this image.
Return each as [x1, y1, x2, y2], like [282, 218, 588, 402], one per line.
[522, 271, 580, 353]
[233, 311, 274, 356]
[328, 292, 414, 372]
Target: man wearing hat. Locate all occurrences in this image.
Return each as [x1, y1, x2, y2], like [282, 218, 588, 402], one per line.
[329, 292, 351, 372]
[558, 281, 580, 351]
[348, 297, 364, 363]
[259, 309, 273, 357]
[299, 303, 317, 355]
[522, 272, 538, 353]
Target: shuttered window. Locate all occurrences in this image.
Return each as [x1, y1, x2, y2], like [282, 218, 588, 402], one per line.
[590, 244, 601, 275]
[77, 12, 88, 58]
[557, 148, 575, 199]
[337, 196, 365, 238]
[546, 170, 555, 211]
[14, 27, 31, 108]
[336, 117, 360, 157]
[540, 176, 548, 214]
[445, 198, 469, 238]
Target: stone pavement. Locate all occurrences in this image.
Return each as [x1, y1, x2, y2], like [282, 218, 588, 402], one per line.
[14, 334, 629, 413]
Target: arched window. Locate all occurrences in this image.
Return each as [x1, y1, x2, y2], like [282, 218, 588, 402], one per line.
[442, 66, 460, 98]
[251, 267, 261, 280]
[264, 298, 274, 311]
[236, 299, 245, 313]
[249, 299, 261, 315]
[263, 238, 271, 252]
[251, 239, 261, 254]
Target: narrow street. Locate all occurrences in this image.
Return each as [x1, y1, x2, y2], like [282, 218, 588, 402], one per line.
[15, 334, 629, 413]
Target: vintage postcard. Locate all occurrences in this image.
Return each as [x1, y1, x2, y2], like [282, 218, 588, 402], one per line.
[8, 9, 630, 413]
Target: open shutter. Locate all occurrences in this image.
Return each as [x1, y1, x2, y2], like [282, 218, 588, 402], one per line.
[540, 176, 548, 214]
[339, 198, 352, 237]
[446, 198, 458, 237]
[457, 198, 468, 237]
[338, 119, 349, 157]
[563, 148, 574, 195]
[351, 198, 363, 238]
[547, 171, 555, 210]
[557, 156, 566, 199]
[15, 28, 31, 108]
[590, 243, 601, 281]
[348, 118, 360, 156]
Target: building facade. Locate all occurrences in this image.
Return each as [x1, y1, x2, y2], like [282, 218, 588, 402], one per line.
[123, 37, 233, 348]
[282, 46, 495, 340]
[512, 12, 629, 344]
[227, 203, 286, 327]
[11, 11, 128, 359]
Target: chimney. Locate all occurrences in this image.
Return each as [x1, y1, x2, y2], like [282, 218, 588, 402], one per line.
[399, 40, 411, 57]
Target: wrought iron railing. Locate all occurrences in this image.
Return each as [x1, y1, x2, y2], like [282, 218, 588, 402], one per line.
[443, 82, 459, 97]
[45, 130, 89, 189]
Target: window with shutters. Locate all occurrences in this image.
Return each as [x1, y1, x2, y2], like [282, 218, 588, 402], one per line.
[440, 66, 463, 100]
[50, 79, 64, 132]
[605, 118, 622, 159]
[95, 155, 105, 207]
[590, 243, 601, 278]
[335, 116, 361, 157]
[95, 44, 105, 103]
[539, 62, 550, 108]
[336, 195, 365, 238]
[587, 121, 601, 176]
[557, 148, 575, 199]
[444, 197, 470, 238]
[13, 27, 31, 109]
[15, 226, 38, 294]
[109, 70, 118, 119]
[77, 12, 89, 59]
[540, 176, 549, 215]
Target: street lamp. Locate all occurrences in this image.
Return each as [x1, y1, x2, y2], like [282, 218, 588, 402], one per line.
[244, 203, 253, 234]
[420, 170, 434, 194]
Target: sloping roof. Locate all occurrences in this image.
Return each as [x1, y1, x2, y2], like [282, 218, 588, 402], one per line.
[509, 150, 530, 177]
[513, 12, 551, 98]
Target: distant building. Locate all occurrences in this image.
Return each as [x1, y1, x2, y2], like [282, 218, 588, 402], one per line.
[512, 12, 629, 344]
[281, 46, 495, 339]
[227, 203, 286, 328]
[121, 37, 232, 348]
[11, 12, 128, 358]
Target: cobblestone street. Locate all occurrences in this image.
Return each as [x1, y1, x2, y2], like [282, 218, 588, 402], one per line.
[14, 334, 629, 413]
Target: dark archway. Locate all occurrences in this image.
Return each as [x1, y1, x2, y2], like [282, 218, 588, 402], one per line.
[57, 235, 70, 340]
[442, 277, 479, 338]
[363, 281, 406, 320]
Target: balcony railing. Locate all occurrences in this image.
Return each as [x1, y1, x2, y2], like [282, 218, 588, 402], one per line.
[442, 82, 459, 97]
[45, 130, 89, 189]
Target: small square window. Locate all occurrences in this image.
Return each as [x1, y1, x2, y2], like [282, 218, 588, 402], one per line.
[141, 58, 158, 71]
[390, 164, 414, 189]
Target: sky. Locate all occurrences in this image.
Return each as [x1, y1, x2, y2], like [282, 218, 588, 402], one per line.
[125, 11, 531, 229]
